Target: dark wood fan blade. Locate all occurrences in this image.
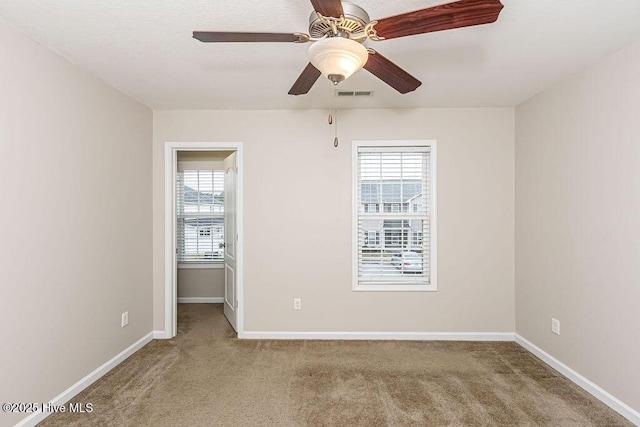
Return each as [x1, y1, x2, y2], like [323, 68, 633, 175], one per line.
[288, 63, 322, 95]
[309, 0, 344, 18]
[193, 31, 308, 43]
[364, 50, 422, 94]
[372, 0, 503, 40]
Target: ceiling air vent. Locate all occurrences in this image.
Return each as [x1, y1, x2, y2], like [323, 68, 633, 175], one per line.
[335, 90, 374, 97]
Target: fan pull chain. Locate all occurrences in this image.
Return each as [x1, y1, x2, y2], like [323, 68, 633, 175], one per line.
[328, 103, 338, 148]
[333, 109, 339, 147]
[328, 96, 338, 148]
[328, 108, 338, 147]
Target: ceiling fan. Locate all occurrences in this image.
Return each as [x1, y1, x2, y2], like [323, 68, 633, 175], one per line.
[193, 0, 504, 95]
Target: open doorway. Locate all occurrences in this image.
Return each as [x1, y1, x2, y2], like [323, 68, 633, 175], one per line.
[164, 142, 243, 338]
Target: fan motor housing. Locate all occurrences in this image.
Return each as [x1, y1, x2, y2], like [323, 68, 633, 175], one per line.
[308, 2, 370, 40]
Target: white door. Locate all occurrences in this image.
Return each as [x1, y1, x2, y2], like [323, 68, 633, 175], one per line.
[223, 152, 238, 331]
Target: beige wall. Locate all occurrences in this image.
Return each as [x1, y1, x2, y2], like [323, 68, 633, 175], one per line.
[0, 23, 153, 426]
[515, 41, 640, 412]
[177, 268, 224, 298]
[153, 108, 515, 333]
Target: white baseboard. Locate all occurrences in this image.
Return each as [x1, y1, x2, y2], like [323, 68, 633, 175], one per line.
[15, 332, 154, 427]
[177, 297, 224, 304]
[515, 334, 640, 426]
[241, 331, 515, 341]
[153, 330, 170, 339]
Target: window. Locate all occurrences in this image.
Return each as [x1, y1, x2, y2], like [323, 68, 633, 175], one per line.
[412, 231, 423, 247]
[383, 220, 410, 248]
[365, 231, 380, 247]
[176, 170, 224, 262]
[365, 203, 379, 213]
[353, 141, 437, 291]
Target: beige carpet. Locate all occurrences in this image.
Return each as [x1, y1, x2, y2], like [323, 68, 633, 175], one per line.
[39, 304, 631, 426]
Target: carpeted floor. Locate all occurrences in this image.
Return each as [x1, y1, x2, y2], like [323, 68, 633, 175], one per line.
[39, 304, 632, 426]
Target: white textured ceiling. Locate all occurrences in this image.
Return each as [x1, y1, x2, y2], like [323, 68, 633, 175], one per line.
[1, 0, 640, 110]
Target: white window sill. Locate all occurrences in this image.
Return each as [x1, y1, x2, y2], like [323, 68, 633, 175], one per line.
[353, 283, 437, 292]
[178, 262, 224, 270]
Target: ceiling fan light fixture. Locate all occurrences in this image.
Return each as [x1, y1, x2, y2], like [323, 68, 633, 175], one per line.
[307, 37, 368, 85]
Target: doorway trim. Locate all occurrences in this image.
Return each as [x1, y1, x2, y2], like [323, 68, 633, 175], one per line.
[164, 141, 244, 338]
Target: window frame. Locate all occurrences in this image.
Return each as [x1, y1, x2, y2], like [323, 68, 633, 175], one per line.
[352, 140, 437, 292]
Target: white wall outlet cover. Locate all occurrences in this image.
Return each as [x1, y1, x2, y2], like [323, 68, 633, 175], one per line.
[121, 311, 129, 327]
[293, 298, 302, 310]
[552, 318, 560, 335]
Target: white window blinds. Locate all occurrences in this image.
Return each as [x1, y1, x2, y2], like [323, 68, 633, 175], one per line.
[176, 170, 224, 262]
[356, 146, 431, 285]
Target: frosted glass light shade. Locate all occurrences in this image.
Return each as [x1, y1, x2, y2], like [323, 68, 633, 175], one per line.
[307, 37, 368, 84]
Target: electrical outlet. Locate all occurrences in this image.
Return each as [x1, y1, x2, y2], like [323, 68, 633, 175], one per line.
[552, 318, 560, 335]
[121, 311, 129, 327]
[293, 298, 302, 311]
